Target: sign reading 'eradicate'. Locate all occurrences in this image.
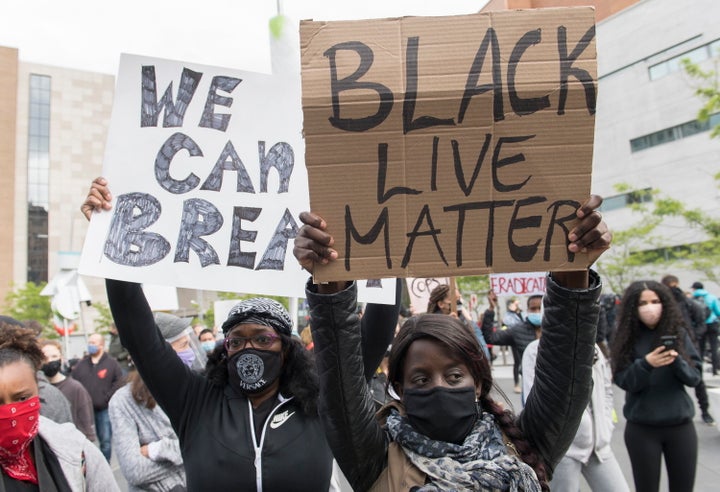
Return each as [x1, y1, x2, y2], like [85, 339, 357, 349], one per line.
[300, 7, 597, 282]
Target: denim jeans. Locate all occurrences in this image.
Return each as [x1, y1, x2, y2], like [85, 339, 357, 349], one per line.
[94, 408, 112, 461]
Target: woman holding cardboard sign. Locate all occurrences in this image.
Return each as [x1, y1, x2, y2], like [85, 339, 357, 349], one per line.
[294, 195, 611, 491]
[81, 177, 402, 491]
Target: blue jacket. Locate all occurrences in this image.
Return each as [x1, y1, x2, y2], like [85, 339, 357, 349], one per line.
[693, 288, 720, 324]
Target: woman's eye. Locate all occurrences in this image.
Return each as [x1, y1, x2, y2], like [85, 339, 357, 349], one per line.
[255, 335, 271, 344]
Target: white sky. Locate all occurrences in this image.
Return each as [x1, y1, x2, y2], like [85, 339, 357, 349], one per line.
[2, 0, 489, 75]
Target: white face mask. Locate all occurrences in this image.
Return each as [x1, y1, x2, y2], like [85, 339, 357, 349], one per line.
[638, 303, 662, 328]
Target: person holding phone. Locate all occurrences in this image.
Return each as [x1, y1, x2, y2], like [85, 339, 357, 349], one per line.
[610, 280, 702, 492]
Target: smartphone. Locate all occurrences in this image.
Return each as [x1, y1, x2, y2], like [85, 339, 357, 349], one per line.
[660, 335, 677, 350]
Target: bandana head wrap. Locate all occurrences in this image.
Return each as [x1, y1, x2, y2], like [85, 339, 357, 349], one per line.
[221, 298, 293, 336]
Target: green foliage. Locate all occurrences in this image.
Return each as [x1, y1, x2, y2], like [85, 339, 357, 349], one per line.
[198, 292, 292, 329]
[92, 302, 114, 333]
[596, 182, 720, 292]
[682, 56, 720, 138]
[3, 282, 53, 330]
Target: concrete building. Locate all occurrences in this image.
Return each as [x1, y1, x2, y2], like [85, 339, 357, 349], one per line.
[0, 46, 114, 307]
[2, 0, 719, 315]
[0, 48, 212, 329]
[483, 0, 720, 292]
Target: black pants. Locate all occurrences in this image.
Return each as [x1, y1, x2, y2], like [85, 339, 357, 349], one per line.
[700, 321, 719, 374]
[625, 420, 697, 492]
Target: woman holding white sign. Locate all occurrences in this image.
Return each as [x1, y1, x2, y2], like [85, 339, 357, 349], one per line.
[294, 195, 611, 491]
[81, 178, 402, 491]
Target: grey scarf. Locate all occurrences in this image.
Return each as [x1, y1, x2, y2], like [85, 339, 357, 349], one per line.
[386, 409, 541, 491]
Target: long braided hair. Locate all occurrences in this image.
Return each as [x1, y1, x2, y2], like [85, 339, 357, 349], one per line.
[387, 314, 550, 490]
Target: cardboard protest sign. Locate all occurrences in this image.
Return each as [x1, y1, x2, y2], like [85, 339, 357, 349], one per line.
[490, 272, 546, 297]
[79, 54, 396, 303]
[300, 7, 597, 282]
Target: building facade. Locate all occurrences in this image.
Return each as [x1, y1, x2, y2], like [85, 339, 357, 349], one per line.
[0, 46, 114, 305]
[484, 0, 720, 291]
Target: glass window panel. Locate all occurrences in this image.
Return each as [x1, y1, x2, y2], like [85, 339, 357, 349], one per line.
[684, 46, 708, 64]
[649, 63, 667, 80]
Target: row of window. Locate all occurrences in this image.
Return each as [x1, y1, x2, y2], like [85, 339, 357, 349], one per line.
[648, 38, 720, 80]
[630, 112, 720, 153]
[599, 188, 653, 212]
[27, 74, 50, 283]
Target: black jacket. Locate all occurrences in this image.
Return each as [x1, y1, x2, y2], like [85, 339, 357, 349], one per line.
[71, 352, 124, 411]
[614, 326, 701, 426]
[480, 309, 538, 356]
[307, 272, 602, 491]
[106, 280, 333, 491]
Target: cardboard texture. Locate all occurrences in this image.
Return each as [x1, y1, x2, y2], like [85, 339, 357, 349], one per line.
[300, 7, 597, 281]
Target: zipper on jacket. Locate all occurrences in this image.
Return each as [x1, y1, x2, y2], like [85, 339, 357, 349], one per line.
[248, 394, 293, 491]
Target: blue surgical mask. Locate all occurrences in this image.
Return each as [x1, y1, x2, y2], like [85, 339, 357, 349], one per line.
[87, 344, 99, 355]
[526, 313, 542, 327]
[201, 341, 215, 353]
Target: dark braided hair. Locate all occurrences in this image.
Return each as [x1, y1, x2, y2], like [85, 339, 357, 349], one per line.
[205, 333, 319, 416]
[610, 280, 693, 375]
[388, 314, 550, 490]
[0, 321, 45, 374]
[427, 284, 450, 314]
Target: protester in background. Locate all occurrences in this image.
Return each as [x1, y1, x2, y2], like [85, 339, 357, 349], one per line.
[108, 322, 132, 374]
[39, 338, 97, 442]
[524, 339, 629, 492]
[427, 284, 490, 360]
[662, 275, 715, 425]
[198, 328, 217, 355]
[109, 313, 196, 492]
[294, 194, 611, 491]
[0, 315, 73, 426]
[691, 281, 720, 376]
[503, 297, 524, 328]
[611, 280, 701, 492]
[503, 297, 525, 391]
[71, 332, 125, 461]
[482, 292, 543, 393]
[81, 177, 400, 491]
[153, 314, 208, 373]
[0, 319, 120, 490]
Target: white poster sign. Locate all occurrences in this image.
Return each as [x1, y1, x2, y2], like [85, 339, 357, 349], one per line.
[406, 277, 450, 314]
[489, 272, 547, 297]
[80, 54, 394, 303]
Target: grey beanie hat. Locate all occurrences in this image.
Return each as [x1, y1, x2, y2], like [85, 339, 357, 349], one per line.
[154, 312, 192, 342]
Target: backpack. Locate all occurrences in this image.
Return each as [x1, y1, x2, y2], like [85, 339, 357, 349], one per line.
[683, 297, 707, 337]
[693, 297, 711, 323]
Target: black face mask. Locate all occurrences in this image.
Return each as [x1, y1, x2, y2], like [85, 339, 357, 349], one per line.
[227, 348, 283, 395]
[403, 386, 479, 444]
[41, 360, 62, 379]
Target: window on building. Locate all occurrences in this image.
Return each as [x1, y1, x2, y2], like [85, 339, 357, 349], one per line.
[27, 74, 50, 284]
[600, 188, 653, 212]
[648, 38, 720, 81]
[629, 113, 719, 153]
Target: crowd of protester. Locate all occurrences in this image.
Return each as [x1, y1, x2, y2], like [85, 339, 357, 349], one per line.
[1, 177, 717, 492]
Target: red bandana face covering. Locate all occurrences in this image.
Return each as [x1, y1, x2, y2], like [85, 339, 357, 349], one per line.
[0, 396, 40, 484]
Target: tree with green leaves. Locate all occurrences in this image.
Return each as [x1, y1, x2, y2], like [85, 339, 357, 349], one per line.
[3, 282, 53, 332]
[92, 301, 114, 333]
[682, 55, 720, 138]
[595, 183, 720, 292]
